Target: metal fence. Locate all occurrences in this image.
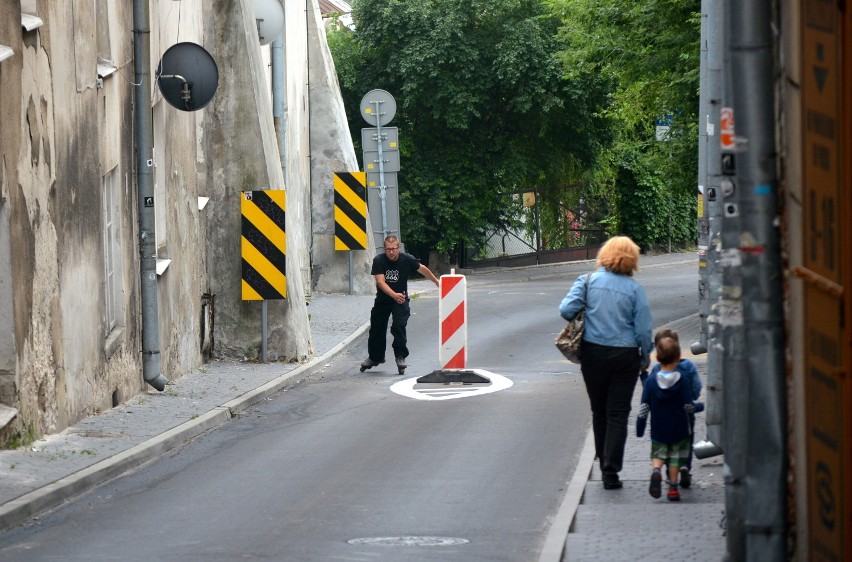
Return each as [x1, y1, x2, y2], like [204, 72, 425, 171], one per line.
[468, 191, 607, 268]
[469, 225, 608, 267]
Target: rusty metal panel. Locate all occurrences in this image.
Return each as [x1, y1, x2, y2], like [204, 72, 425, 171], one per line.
[802, 1, 841, 280]
[803, 293, 846, 559]
[801, 0, 849, 559]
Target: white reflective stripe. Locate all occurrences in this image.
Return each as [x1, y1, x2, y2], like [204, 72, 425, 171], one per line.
[440, 329, 466, 357]
[439, 283, 465, 321]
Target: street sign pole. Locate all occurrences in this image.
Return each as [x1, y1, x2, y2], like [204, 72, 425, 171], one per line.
[348, 250, 353, 295]
[374, 99, 389, 240]
[261, 301, 268, 362]
[360, 89, 399, 250]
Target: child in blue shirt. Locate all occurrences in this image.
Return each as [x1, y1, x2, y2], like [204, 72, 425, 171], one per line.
[637, 331, 704, 501]
[639, 328, 701, 487]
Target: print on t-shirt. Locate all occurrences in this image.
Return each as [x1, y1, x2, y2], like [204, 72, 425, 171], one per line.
[371, 252, 421, 301]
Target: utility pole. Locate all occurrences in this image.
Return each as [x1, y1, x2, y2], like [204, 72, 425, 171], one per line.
[719, 0, 747, 557]
[694, 0, 726, 454]
[696, 2, 710, 352]
[728, 0, 787, 559]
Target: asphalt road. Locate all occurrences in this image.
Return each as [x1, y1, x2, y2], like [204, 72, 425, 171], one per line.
[0, 260, 697, 561]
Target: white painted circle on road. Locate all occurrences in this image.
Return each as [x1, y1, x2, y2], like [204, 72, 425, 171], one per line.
[390, 370, 513, 401]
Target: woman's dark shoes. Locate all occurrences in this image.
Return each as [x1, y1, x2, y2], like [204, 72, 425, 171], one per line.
[649, 471, 663, 498]
[603, 476, 623, 490]
[679, 467, 692, 488]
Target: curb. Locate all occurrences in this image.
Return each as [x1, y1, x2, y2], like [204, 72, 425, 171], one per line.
[538, 431, 596, 562]
[537, 312, 704, 561]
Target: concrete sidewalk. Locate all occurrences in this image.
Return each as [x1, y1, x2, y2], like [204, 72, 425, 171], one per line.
[558, 313, 727, 561]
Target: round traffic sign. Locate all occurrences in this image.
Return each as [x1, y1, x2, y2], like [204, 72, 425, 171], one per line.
[360, 89, 396, 126]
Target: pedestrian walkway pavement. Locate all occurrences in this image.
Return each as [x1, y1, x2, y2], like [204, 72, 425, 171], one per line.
[0, 254, 727, 561]
[557, 313, 727, 561]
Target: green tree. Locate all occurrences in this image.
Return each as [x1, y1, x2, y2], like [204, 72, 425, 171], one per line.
[548, 0, 701, 250]
[329, 0, 609, 258]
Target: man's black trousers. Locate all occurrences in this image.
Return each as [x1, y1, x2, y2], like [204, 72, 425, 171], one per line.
[367, 297, 411, 361]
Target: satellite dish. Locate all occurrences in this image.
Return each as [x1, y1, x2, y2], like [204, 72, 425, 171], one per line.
[156, 42, 219, 112]
[360, 89, 397, 127]
[253, 0, 285, 45]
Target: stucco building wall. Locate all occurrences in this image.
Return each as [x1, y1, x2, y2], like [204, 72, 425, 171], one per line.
[307, 0, 374, 295]
[0, 0, 27, 430]
[201, 0, 311, 361]
[0, 0, 331, 445]
[0, 1, 151, 439]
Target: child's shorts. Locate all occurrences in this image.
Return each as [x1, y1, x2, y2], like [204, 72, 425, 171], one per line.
[651, 438, 691, 467]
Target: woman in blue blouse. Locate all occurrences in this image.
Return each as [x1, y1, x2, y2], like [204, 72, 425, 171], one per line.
[559, 236, 653, 489]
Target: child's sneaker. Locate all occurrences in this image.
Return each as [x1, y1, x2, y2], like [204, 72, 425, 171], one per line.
[649, 471, 662, 498]
[679, 467, 692, 489]
[667, 486, 681, 502]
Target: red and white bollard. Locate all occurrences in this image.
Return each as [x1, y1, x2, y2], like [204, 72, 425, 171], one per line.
[439, 272, 467, 369]
[411, 270, 492, 385]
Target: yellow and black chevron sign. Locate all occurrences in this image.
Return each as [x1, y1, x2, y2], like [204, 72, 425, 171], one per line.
[333, 172, 367, 251]
[241, 190, 286, 300]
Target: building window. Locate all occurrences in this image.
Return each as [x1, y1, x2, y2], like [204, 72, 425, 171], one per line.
[103, 166, 125, 348]
[0, 202, 17, 407]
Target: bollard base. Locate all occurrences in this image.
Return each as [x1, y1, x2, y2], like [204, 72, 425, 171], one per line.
[416, 369, 491, 384]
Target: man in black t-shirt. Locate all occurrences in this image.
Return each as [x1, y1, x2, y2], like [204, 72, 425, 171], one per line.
[361, 235, 439, 373]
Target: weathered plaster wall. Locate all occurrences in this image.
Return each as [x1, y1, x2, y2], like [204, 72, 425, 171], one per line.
[17, 3, 78, 434]
[93, 1, 147, 414]
[150, 1, 207, 377]
[282, 0, 314, 298]
[307, 0, 374, 295]
[0, 0, 218, 444]
[1, 0, 354, 444]
[152, 101, 206, 376]
[0, 0, 24, 425]
[201, 0, 311, 360]
[0, 1, 142, 438]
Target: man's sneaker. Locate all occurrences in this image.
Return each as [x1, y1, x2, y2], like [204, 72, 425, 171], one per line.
[395, 356, 407, 372]
[649, 471, 662, 498]
[667, 486, 681, 501]
[359, 357, 383, 372]
[679, 467, 692, 489]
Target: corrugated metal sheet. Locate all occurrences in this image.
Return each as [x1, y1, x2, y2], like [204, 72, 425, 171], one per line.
[318, 0, 351, 16]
